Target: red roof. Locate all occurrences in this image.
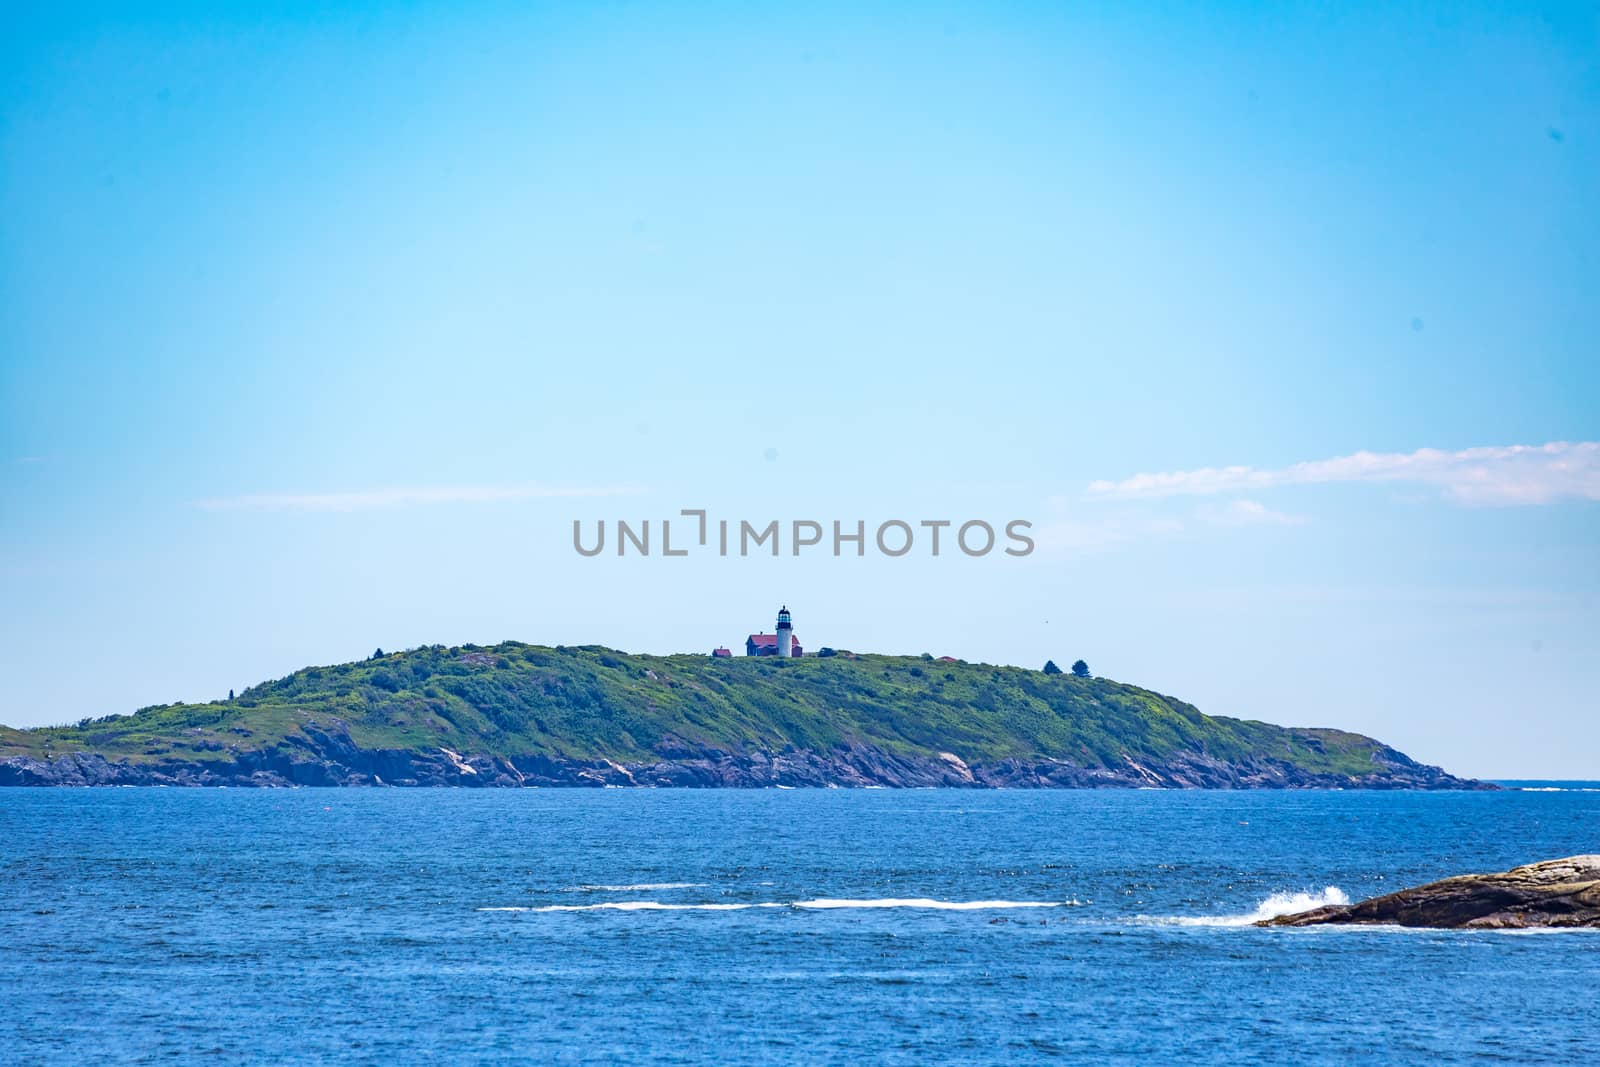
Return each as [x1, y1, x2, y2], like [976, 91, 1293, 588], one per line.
[747, 633, 801, 647]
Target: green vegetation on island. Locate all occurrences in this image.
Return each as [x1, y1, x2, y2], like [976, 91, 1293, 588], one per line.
[0, 643, 1480, 788]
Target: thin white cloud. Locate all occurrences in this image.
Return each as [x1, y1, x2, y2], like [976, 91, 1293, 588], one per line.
[1087, 441, 1600, 506]
[1033, 500, 1300, 555]
[197, 485, 642, 513]
[1032, 515, 1185, 554]
[1202, 499, 1307, 526]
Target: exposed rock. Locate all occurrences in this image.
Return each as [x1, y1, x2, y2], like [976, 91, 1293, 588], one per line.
[937, 751, 976, 785]
[1260, 856, 1600, 929]
[437, 747, 478, 776]
[0, 734, 1488, 790]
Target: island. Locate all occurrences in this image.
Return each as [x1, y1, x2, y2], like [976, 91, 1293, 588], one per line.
[0, 642, 1487, 789]
[1260, 856, 1600, 929]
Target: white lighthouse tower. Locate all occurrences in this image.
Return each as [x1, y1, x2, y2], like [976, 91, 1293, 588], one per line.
[776, 605, 794, 658]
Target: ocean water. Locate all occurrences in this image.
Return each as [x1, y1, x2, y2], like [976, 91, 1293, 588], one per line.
[1, 786, 1596, 1064]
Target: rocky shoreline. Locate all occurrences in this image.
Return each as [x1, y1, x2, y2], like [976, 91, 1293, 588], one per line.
[1260, 856, 1600, 929]
[0, 719, 1488, 789]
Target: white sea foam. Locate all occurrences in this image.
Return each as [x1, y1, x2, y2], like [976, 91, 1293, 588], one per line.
[1515, 787, 1600, 792]
[577, 883, 707, 892]
[793, 898, 1064, 910]
[1154, 886, 1351, 927]
[479, 897, 1075, 914]
[542, 901, 767, 912]
[483, 902, 773, 912]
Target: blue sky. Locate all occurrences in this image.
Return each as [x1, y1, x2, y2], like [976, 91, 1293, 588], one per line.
[2, 1, 1596, 777]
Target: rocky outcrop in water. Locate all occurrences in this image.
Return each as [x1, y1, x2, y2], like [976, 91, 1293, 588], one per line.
[1260, 856, 1600, 929]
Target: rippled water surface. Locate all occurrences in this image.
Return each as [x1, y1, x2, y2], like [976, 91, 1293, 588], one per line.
[2, 786, 1595, 1064]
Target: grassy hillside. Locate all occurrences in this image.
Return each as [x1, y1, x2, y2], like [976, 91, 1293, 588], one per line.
[1, 642, 1399, 780]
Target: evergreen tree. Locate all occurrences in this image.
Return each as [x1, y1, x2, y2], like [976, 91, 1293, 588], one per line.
[1043, 660, 1062, 675]
[1071, 659, 1090, 677]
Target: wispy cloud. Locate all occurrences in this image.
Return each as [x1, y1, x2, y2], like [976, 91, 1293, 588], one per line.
[197, 485, 642, 513]
[1201, 499, 1307, 526]
[1087, 442, 1600, 506]
[1033, 498, 1300, 555]
[1033, 515, 1186, 554]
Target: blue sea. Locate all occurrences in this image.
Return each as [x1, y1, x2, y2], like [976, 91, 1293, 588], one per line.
[2, 785, 1596, 1064]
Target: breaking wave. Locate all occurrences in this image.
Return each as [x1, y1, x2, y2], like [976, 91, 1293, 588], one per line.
[793, 898, 1068, 911]
[479, 897, 1077, 914]
[494, 902, 766, 912]
[1152, 887, 1351, 927]
[577, 883, 707, 892]
[1515, 787, 1600, 792]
